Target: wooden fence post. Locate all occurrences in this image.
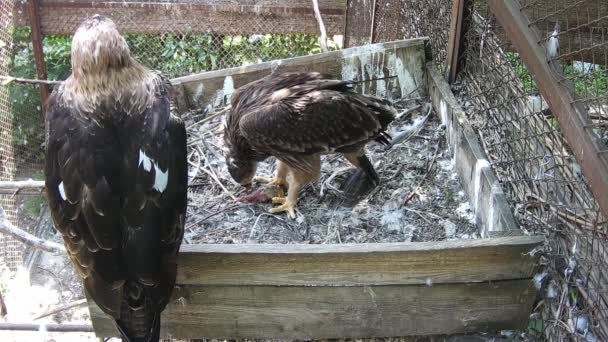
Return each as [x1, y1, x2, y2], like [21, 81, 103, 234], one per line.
[343, 0, 374, 48]
[445, 0, 470, 82]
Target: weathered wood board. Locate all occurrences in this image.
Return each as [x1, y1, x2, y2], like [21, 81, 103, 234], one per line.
[90, 236, 542, 339]
[171, 38, 429, 113]
[177, 236, 541, 286]
[427, 64, 520, 238]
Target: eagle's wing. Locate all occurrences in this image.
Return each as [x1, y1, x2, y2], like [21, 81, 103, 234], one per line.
[238, 87, 390, 171]
[44, 88, 187, 324]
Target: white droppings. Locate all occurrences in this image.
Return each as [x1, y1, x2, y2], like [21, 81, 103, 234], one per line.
[440, 99, 449, 126]
[222, 75, 234, 102]
[58, 181, 66, 201]
[472, 159, 490, 214]
[456, 202, 476, 224]
[443, 220, 457, 239]
[193, 83, 204, 104]
[546, 282, 558, 299]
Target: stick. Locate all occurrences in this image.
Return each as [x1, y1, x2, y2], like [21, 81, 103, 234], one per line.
[402, 144, 440, 206]
[34, 298, 87, 320]
[0, 179, 45, 194]
[0, 208, 65, 254]
[0, 322, 94, 332]
[195, 146, 237, 201]
[186, 106, 231, 131]
[311, 0, 329, 52]
[0, 75, 62, 86]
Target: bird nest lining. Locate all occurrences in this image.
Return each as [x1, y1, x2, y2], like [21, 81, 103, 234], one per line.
[183, 96, 479, 245]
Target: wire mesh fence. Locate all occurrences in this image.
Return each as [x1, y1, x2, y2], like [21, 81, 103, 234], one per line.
[451, 1, 608, 340]
[0, 0, 340, 272]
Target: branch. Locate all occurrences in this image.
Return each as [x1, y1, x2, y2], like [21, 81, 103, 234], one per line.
[0, 179, 45, 194]
[34, 298, 87, 320]
[0, 75, 61, 86]
[0, 322, 93, 332]
[0, 208, 65, 254]
[0, 291, 6, 317]
[311, 0, 329, 52]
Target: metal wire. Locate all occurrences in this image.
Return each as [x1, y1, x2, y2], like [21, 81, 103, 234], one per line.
[0, 0, 339, 272]
[456, 1, 608, 340]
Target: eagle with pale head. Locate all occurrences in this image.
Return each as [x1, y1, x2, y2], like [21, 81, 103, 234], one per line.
[44, 15, 187, 341]
[224, 72, 396, 218]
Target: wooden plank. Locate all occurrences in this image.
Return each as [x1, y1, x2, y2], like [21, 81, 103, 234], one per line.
[90, 279, 537, 339]
[177, 236, 542, 286]
[445, 0, 468, 82]
[427, 63, 521, 238]
[489, 0, 608, 219]
[27, 0, 49, 111]
[172, 38, 429, 113]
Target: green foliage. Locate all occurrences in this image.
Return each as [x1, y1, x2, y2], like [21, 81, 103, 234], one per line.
[505, 52, 538, 94]
[23, 195, 45, 218]
[505, 51, 608, 99]
[562, 63, 608, 98]
[6, 30, 333, 167]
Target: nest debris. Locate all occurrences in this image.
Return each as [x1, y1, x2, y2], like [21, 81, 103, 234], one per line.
[182, 96, 479, 245]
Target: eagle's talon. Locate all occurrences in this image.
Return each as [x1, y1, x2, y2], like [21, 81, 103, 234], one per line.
[254, 176, 287, 188]
[270, 201, 297, 219]
[272, 196, 286, 204]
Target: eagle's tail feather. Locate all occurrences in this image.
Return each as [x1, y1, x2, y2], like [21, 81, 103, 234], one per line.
[340, 154, 380, 207]
[115, 284, 161, 342]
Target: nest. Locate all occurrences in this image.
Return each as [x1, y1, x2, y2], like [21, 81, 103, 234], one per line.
[182, 96, 479, 245]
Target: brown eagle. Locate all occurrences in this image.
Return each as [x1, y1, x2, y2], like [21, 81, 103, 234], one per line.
[44, 15, 187, 341]
[224, 72, 396, 218]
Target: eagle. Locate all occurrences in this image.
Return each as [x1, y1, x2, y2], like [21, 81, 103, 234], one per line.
[224, 72, 396, 218]
[44, 15, 187, 341]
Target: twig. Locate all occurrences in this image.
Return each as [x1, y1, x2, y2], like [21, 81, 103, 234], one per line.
[0, 207, 65, 254]
[0, 75, 62, 86]
[185, 203, 247, 230]
[311, 0, 329, 52]
[195, 146, 237, 201]
[0, 179, 45, 194]
[402, 144, 440, 206]
[34, 298, 87, 320]
[200, 167, 237, 201]
[186, 106, 231, 131]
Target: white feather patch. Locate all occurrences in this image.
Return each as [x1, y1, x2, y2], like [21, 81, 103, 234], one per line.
[153, 166, 168, 193]
[58, 181, 67, 201]
[138, 149, 169, 193]
[138, 150, 152, 171]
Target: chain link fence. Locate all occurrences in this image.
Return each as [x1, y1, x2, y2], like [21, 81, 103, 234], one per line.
[364, 0, 608, 340]
[452, 1, 607, 340]
[0, 0, 342, 272]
